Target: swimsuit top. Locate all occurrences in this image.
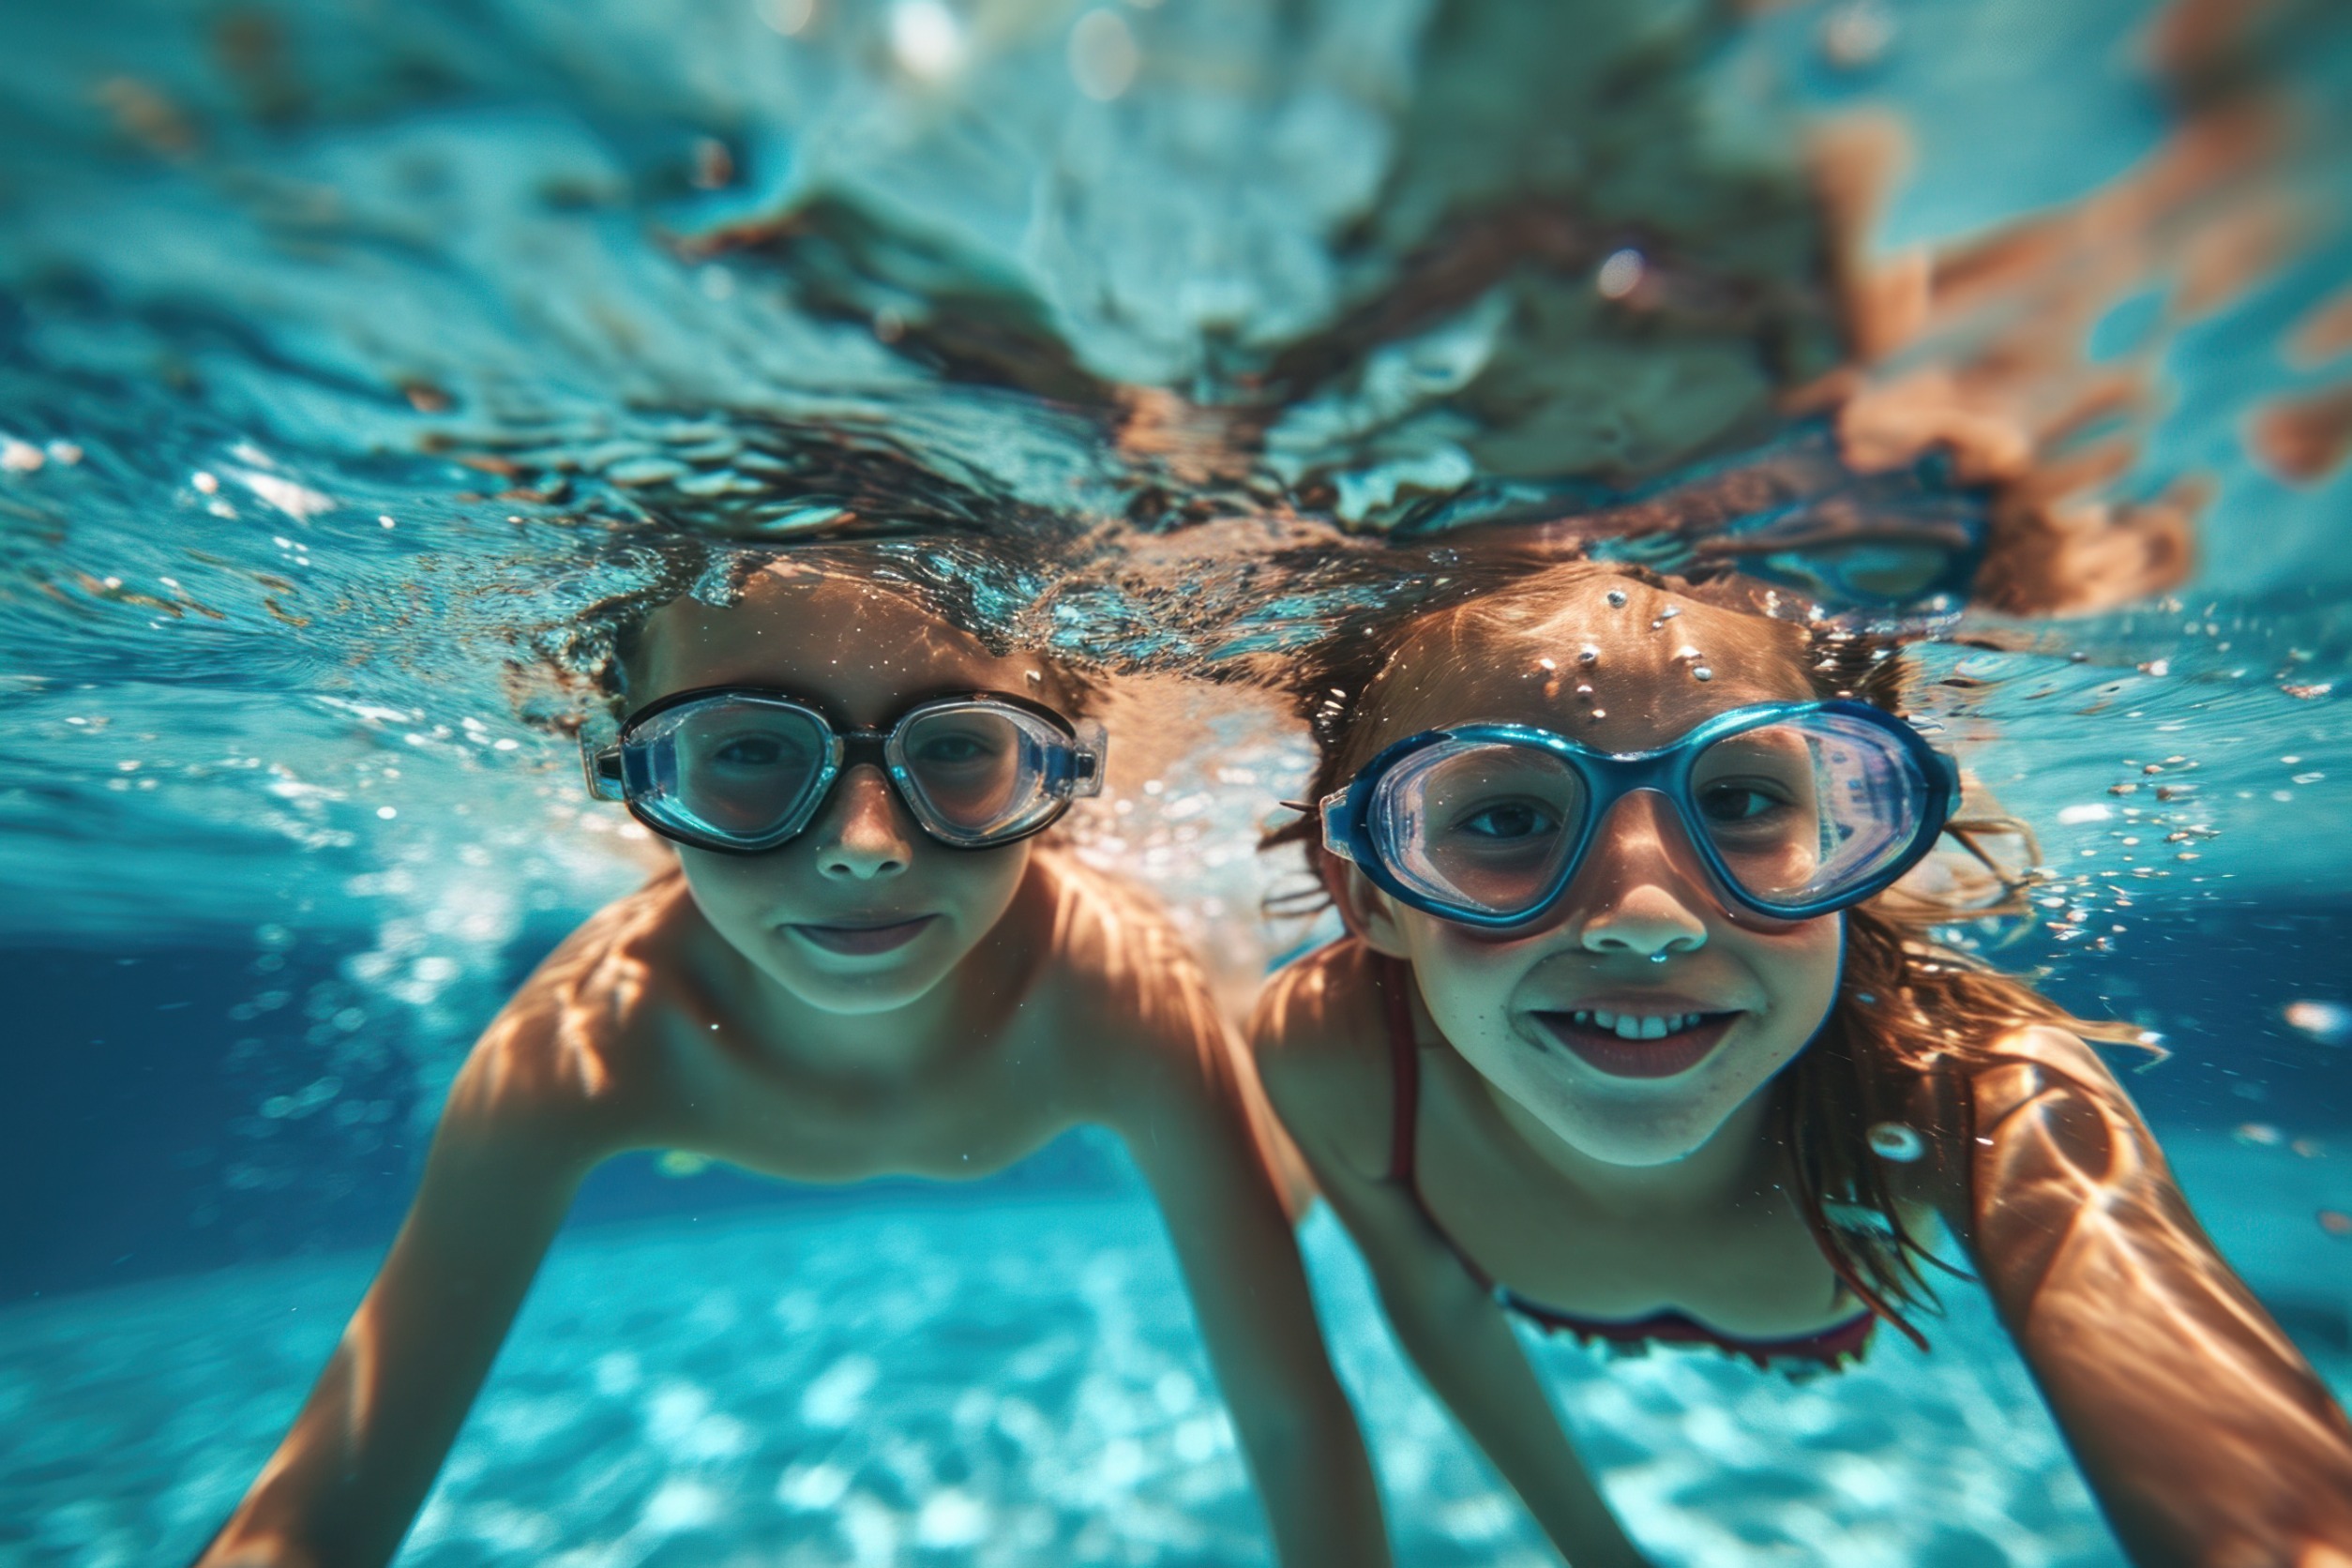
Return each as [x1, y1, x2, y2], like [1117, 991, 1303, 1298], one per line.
[1379, 958, 1877, 1374]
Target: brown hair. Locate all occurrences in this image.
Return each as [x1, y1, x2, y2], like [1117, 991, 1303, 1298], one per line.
[1264, 557, 2143, 1348]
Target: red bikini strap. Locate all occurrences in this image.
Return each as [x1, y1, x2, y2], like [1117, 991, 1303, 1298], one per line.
[1382, 957, 1420, 1184]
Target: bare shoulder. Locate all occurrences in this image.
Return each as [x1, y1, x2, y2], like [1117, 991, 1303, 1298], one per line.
[1949, 1022, 2152, 1145]
[1022, 847, 1227, 1061]
[1247, 938, 1394, 1180]
[1978, 1022, 2137, 1099]
[448, 868, 702, 1152]
[1911, 1020, 2170, 1225]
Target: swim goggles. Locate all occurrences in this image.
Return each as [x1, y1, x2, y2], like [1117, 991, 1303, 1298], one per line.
[583, 687, 1107, 854]
[1319, 700, 1959, 927]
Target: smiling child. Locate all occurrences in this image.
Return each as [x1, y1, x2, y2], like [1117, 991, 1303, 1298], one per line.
[1252, 558, 2352, 1566]
[196, 552, 1387, 1567]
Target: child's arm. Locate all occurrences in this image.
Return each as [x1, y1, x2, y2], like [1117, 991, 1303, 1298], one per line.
[1950, 1025, 2352, 1566]
[1084, 980, 1392, 1568]
[1307, 1142, 1649, 1568]
[194, 925, 642, 1567]
[1249, 957, 1649, 1568]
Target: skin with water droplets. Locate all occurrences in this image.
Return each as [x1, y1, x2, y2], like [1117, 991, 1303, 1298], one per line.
[1258, 569, 2352, 1567]
[196, 565, 1390, 1568]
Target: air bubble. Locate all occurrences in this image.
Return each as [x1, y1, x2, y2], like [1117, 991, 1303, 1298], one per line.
[1595, 249, 1646, 300]
[2284, 1001, 2351, 1046]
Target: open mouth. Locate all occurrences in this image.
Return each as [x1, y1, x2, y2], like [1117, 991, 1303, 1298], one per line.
[787, 916, 937, 957]
[1530, 1008, 1738, 1079]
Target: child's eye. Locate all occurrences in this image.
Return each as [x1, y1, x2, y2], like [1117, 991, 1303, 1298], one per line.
[1457, 801, 1558, 840]
[1697, 781, 1791, 823]
[914, 734, 989, 764]
[713, 735, 788, 767]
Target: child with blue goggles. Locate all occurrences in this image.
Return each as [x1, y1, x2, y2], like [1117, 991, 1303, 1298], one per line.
[1252, 560, 2352, 1567]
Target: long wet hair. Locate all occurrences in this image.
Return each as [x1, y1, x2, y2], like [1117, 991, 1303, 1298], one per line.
[1262, 557, 2144, 1348]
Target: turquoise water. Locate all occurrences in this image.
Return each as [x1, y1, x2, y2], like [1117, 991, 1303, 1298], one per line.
[7, 1140, 2347, 1565]
[4, 0, 2352, 1561]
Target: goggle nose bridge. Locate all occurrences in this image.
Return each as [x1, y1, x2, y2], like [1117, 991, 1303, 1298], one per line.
[1543, 779, 1750, 920]
[834, 731, 897, 792]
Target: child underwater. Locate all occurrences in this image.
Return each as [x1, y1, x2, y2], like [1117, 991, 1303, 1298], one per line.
[195, 554, 1389, 1566]
[1250, 558, 2352, 1566]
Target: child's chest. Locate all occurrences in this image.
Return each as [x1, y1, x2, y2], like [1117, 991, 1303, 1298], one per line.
[636, 1004, 1079, 1184]
[1411, 1086, 1869, 1336]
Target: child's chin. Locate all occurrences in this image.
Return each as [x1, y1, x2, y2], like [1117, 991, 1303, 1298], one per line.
[761, 949, 960, 1016]
[1543, 1097, 1737, 1168]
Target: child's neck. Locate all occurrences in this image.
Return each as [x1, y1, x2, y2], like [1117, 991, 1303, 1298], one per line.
[744, 964, 968, 1078]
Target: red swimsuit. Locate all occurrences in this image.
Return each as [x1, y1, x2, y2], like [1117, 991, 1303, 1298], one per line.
[1379, 960, 1877, 1374]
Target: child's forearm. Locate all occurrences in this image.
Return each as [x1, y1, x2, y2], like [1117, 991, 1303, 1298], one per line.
[194, 1280, 529, 1562]
[1996, 1248, 2352, 1562]
[1111, 1018, 1398, 1565]
[1163, 1227, 1395, 1565]
[1233, 1386, 1392, 1568]
[195, 1086, 593, 1566]
[1966, 1040, 2352, 1563]
[1989, 1221, 2352, 1560]
[1382, 1275, 1649, 1567]
[192, 1313, 477, 1568]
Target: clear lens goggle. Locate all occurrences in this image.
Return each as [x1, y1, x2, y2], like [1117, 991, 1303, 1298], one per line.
[1319, 700, 1959, 927]
[583, 687, 1106, 855]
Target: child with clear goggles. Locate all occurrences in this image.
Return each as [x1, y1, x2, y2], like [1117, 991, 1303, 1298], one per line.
[582, 686, 1108, 854]
[198, 556, 1388, 1568]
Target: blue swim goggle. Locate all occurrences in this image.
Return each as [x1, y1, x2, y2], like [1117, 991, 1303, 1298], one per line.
[1319, 700, 1960, 927]
[583, 686, 1106, 855]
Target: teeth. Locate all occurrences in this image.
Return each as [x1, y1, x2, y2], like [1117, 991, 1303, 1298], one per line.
[1568, 1010, 1707, 1039]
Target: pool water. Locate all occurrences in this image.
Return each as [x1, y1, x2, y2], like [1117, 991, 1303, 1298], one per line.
[3, 0, 2350, 1562]
[6, 1135, 2347, 1566]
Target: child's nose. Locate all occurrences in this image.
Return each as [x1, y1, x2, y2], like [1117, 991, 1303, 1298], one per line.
[1566, 792, 1711, 959]
[812, 766, 913, 881]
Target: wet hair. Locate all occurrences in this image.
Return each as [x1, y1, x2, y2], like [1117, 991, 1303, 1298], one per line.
[1263, 557, 2143, 1347]
[550, 535, 1106, 731]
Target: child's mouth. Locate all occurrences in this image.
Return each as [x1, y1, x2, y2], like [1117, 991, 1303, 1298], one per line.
[787, 916, 937, 956]
[1530, 1009, 1737, 1079]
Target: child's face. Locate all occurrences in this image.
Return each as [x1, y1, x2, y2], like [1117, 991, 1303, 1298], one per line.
[633, 569, 1060, 1016]
[1340, 579, 1844, 1168]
